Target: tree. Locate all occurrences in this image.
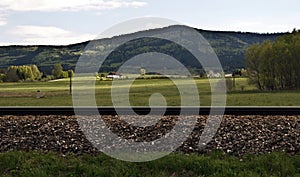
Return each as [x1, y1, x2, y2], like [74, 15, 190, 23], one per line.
[0, 74, 6, 82]
[5, 66, 19, 82]
[52, 63, 63, 79]
[61, 71, 69, 78]
[24, 66, 34, 81]
[31, 65, 42, 80]
[246, 43, 263, 90]
[246, 31, 300, 90]
[68, 70, 74, 77]
[140, 68, 146, 76]
[259, 41, 274, 90]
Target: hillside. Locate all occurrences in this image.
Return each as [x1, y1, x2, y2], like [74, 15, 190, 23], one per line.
[0, 25, 285, 74]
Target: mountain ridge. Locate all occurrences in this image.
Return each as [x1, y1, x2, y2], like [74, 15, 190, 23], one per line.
[0, 25, 286, 74]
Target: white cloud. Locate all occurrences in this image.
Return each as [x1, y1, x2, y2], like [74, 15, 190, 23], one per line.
[0, 15, 8, 26]
[0, 0, 147, 12]
[10, 25, 96, 45]
[0, 9, 9, 26]
[0, 0, 147, 27]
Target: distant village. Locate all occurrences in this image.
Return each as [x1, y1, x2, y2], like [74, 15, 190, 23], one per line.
[96, 69, 241, 81]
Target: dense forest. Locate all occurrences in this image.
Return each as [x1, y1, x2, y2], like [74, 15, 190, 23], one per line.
[246, 30, 300, 90]
[0, 25, 284, 75]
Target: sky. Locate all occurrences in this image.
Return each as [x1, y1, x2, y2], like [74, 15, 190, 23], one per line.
[0, 0, 299, 45]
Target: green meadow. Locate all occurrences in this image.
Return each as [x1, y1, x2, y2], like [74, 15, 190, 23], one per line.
[0, 77, 299, 106]
[0, 151, 299, 177]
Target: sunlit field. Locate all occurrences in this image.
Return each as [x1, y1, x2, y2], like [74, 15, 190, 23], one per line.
[0, 77, 299, 106]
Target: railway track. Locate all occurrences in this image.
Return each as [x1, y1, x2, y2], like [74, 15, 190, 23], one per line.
[0, 106, 299, 115]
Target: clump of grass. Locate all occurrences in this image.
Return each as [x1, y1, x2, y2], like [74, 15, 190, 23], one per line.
[0, 151, 298, 177]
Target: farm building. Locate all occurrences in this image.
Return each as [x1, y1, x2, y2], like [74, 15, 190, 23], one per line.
[106, 72, 123, 79]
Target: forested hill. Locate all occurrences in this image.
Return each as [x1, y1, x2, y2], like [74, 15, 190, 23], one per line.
[0, 25, 285, 74]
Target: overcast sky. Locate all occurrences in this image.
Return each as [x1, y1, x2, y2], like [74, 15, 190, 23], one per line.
[0, 0, 299, 45]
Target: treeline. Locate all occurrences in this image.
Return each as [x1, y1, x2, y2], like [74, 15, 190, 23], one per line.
[246, 30, 300, 90]
[51, 63, 74, 79]
[1, 65, 42, 82]
[0, 63, 73, 82]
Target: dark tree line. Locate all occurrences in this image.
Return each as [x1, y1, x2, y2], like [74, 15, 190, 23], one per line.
[246, 30, 300, 90]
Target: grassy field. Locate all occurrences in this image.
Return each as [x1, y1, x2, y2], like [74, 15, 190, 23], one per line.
[0, 151, 299, 177]
[0, 77, 299, 106]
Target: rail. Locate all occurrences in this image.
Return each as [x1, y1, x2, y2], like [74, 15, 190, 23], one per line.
[0, 107, 299, 115]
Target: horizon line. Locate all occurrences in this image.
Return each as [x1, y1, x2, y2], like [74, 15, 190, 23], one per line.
[0, 25, 294, 47]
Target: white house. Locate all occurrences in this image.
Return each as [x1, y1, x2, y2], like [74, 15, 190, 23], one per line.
[106, 72, 123, 79]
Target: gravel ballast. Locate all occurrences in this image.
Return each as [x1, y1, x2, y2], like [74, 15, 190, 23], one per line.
[0, 115, 299, 156]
